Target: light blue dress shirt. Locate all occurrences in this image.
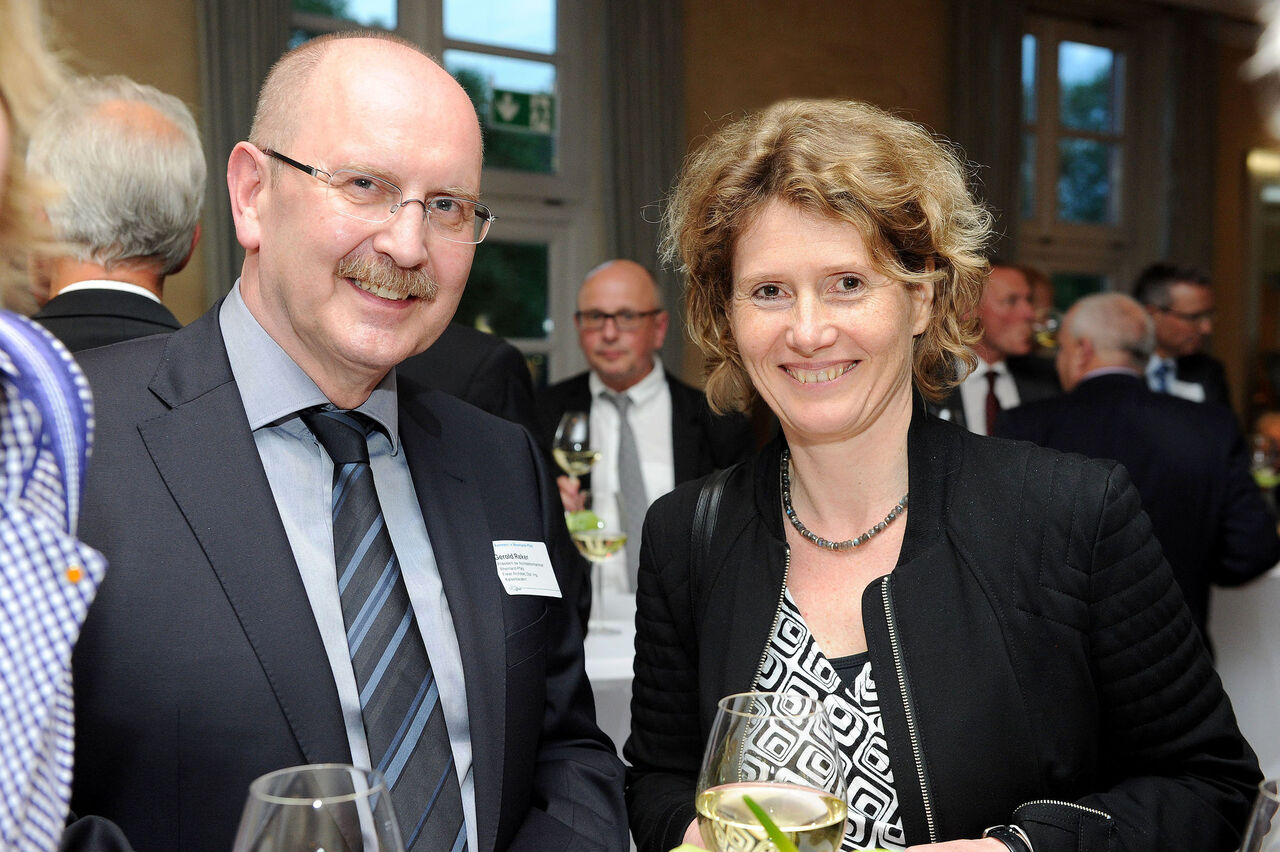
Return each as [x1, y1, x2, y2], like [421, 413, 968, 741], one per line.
[219, 284, 477, 851]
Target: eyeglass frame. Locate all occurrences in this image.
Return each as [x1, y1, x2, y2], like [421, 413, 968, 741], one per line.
[573, 308, 664, 332]
[1153, 304, 1215, 324]
[262, 148, 496, 244]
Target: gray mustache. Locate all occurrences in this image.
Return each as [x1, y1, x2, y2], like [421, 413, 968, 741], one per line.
[336, 254, 438, 301]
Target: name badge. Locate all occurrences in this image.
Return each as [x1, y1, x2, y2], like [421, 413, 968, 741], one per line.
[492, 540, 562, 598]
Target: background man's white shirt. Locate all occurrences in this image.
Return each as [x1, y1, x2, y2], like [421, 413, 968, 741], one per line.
[959, 359, 1021, 435]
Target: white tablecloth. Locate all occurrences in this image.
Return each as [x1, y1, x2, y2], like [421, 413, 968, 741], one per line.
[1209, 565, 1280, 780]
[584, 595, 636, 759]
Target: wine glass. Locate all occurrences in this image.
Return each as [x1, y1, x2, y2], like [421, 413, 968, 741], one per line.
[1241, 779, 1280, 852]
[552, 411, 600, 479]
[696, 692, 847, 852]
[1032, 309, 1061, 351]
[567, 490, 626, 631]
[232, 764, 404, 852]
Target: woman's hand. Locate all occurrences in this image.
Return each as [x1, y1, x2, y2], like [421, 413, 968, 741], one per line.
[906, 839, 1009, 850]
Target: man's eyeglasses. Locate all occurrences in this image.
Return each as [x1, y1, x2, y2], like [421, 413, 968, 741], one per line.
[264, 148, 496, 244]
[1155, 305, 1215, 324]
[574, 309, 663, 331]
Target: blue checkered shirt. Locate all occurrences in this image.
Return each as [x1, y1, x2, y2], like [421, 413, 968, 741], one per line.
[0, 311, 106, 851]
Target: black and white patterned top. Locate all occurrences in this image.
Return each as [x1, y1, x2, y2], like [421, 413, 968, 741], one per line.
[754, 589, 907, 851]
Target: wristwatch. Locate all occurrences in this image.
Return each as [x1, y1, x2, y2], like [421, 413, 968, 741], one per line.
[982, 824, 1034, 852]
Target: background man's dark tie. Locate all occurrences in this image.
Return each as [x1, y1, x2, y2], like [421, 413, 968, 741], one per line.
[985, 370, 1002, 436]
[303, 408, 467, 852]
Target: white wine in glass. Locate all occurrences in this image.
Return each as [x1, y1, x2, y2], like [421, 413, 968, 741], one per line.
[696, 692, 847, 852]
[569, 528, 627, 563]
[232, 764, 404, 852]
[1241, 779, 1280, 852]
[552, 411, 599, 477]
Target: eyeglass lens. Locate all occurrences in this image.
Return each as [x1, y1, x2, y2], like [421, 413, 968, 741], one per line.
[576, 310, 657, 331]
[326, 170, 491, 243]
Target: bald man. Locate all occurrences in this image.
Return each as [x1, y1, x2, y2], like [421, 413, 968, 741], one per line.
[534, 260, 752, 591]
[67, 33, 625, 852]
[996, 293, 1279, 639]
[28, 75, 204, 351]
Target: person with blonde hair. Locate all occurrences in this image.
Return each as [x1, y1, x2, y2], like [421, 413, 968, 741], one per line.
[0, 2, 109, 850]
[625, 98, 1259, 852]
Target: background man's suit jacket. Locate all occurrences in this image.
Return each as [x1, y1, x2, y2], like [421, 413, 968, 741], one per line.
[67, 308, 626, 852]
[31, 287, 181, 352]
[1173, 351, 1233, 409]
[397, 322, 539, 437]
[927, 354, 1061, 429]
[533, 370, 754, 487]
[996, 371, 1280, 634]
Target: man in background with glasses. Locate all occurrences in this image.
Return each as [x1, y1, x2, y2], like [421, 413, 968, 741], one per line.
[534, 259, 752, 594]
[64, 32, 625, 852]
[1133, 261, 1232, 409]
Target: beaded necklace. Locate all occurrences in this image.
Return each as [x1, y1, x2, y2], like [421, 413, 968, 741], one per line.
[780, 446, 908, 552]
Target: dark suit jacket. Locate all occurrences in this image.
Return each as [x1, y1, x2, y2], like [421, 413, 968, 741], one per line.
[1174, 352, 1232, 410]
[397, 323, 539, 437]
[68, 307, 626, 852]
[533, 370, 753, 487]
[996, 371, 1280, 633]
[928, 354, 1061, 430]
[31, 287, 180, 352]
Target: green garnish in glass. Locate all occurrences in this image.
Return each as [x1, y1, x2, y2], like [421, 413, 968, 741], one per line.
[564, 509, 603, 532]
[741, 793, 800, 852]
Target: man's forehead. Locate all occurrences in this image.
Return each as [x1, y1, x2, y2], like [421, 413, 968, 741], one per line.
[983, 268, 1028, 305]
[1169, 281, 1213, 305]
[578, 272, 659, 309]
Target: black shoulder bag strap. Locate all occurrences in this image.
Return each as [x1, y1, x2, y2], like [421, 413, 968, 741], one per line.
[690, 464, 737, 608]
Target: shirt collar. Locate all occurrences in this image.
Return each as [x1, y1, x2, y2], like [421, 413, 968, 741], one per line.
[1080, 366, 1142, 383]
[972, 357, 1007, 379]
[218, 281, 400, 450]
[57, 279, 162, 304]
[588, 354, 666, 404]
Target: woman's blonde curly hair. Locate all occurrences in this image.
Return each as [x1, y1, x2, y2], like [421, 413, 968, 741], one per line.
[663, 98, 992, 413]
[0, 0, 66, 313]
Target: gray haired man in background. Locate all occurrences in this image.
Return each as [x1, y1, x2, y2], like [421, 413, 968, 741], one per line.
[28, 74, 205, 351]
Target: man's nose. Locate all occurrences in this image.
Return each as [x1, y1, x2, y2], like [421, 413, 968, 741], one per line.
[371, 201, 431, 269]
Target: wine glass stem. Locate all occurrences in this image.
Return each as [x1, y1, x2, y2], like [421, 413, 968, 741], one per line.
[593, 562, 604, 619]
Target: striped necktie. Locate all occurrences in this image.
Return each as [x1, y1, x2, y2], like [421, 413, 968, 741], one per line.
[302, 408, 466, 852]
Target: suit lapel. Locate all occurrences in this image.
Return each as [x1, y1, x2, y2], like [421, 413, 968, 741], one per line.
[399, 392, 506, 852]
[139, 309, 349, 763]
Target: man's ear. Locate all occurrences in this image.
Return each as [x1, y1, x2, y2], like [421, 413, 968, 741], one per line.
[227, 142, 266, 252]
[652, 309, 670, 349]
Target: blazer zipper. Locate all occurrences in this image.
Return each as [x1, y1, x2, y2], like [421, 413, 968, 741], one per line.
[1014, 800, 1113, 821]
[881, 575, 938, 844]
[751, 546, 792, 688]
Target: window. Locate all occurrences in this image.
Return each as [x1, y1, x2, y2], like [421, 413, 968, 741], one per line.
[288, 0, 606, 383]
[1018, 14, 1134, 298]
